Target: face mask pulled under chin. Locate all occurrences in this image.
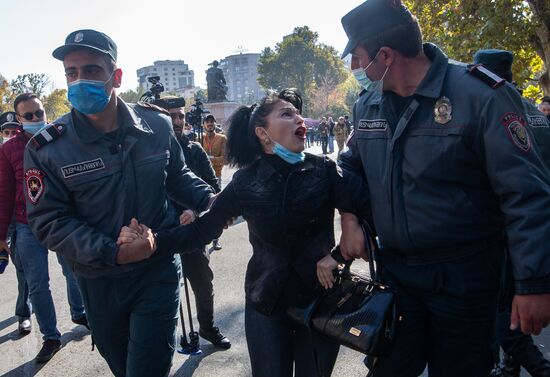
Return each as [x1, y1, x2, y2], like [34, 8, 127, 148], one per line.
[262, 130, 305, 165]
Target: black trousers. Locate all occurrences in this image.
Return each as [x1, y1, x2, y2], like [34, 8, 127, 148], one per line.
[320, 137, 328, 154]
[245, 304, 340, 377]
[367, 248, 502, 377]
[180, 248, 214, 330]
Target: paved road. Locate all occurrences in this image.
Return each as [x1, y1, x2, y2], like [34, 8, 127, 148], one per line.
[0, 145, 548, 376]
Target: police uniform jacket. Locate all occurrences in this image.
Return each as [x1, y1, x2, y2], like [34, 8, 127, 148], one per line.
[24, 99, 214, 278]
[339, 43, 550, 294]
[157, 153, 370, 315]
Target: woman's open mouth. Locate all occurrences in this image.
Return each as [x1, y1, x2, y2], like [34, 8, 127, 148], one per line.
[294, 126, 306, 140]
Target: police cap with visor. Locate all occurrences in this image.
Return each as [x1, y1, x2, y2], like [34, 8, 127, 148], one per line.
[0, 112, 20, 130]
[52, 29, 117, 62]
[340, 0, 414, 58]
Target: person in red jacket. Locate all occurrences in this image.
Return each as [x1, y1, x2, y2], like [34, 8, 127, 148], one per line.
[0, 94, 88, 363]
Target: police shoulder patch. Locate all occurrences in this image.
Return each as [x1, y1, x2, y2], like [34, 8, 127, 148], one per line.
[136, 101, 170, 115]
[25, 168, 46, 204]
[29, 124, 66, 151]
[500, 112, 531, 152]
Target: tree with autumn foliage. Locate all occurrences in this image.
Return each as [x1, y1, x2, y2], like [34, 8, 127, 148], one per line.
[404, 0, 550, 99]
[42, 89, 71, 120]
[258, 26, 347, 115]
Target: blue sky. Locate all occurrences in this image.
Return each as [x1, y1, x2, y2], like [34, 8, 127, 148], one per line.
[0, 0, 363, 92]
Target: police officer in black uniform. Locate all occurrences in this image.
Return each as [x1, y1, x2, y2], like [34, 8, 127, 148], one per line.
[24, 29, 214, 377]
[165, 102, 231, 348]
[473, 49, 550, 377]
[337, 1, 550, 376]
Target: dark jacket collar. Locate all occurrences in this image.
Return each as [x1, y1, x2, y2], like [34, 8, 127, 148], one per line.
[178, 134, 190, 148]
[256, 153, 316, 183]
[414, 43, 449, 99]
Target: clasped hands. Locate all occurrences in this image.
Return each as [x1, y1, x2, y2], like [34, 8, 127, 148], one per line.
[115, 218, 156, 265]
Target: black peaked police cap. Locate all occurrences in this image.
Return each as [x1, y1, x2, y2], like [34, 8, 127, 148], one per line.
[0, 112, 20, 130]
[473, 49, 514, 82]
[341, 0, 413, 58]
[52, 29, 117, 62]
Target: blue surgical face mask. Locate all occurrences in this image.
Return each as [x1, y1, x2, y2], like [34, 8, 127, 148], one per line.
[263, 130, 305, 164]
[67, 72, 113, 115]
[272, 142, 306, 164]
[352, 51, 389, 93]
[22, 120, 46, 135]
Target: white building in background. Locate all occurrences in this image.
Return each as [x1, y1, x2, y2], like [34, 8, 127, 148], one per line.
[219, 53, 265, 104]
[137, 60, 195, 94]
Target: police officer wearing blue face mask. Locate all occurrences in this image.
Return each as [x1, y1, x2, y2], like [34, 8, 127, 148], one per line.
[24, 29, 215, 377]
[338, 1, 550, 376]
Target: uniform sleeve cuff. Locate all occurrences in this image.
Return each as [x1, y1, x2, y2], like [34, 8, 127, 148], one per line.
[515, 276, 550, 295]
[106, 243, 119, 267]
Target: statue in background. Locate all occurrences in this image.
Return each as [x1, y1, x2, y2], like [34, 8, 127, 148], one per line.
[206, 60, 228, 103]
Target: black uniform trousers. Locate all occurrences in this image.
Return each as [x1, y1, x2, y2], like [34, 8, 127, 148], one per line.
[77, 257, 180, 377]
[180, 248, 214, 331]
[366, 245, 503, 377]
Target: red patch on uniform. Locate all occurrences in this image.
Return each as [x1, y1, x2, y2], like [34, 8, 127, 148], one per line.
[25, 169, 45, 204]
[500, 113, 531, 153]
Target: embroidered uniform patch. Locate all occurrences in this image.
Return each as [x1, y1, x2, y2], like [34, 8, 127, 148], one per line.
[61, 158, 105, 178]
[25, 169, 46, 204]
[527, 115, 549, 128]
[357, 119, 388, 132]
[501, 113, 531, 152]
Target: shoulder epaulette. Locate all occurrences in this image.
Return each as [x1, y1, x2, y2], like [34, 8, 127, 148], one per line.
[467, 64, 506, 89]
[29, 123, 66, 151]
[135, 101, 170, 115]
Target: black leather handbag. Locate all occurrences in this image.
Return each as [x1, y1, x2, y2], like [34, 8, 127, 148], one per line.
[287, 220, 397, 356]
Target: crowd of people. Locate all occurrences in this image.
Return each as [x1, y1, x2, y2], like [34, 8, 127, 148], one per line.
[1, 0, 550, 377]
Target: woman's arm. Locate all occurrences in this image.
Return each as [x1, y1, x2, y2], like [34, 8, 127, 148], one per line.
[156, 181, 241, 253]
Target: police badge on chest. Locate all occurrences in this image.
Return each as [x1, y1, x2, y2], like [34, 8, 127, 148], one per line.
[434, 97, 452, 125]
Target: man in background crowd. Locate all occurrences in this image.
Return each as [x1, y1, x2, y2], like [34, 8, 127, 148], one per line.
[201, 114, 226, 250]
[540, 97, 550, 121]
[167, 101, 231, 349]
[0, 94, 88, 363]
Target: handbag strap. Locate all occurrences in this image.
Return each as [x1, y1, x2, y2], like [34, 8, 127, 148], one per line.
[330, 219, 378, 278]
[359, 219, 378, 280]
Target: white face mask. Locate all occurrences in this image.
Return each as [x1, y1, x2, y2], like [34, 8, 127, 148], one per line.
[183, 129, 192, 136]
